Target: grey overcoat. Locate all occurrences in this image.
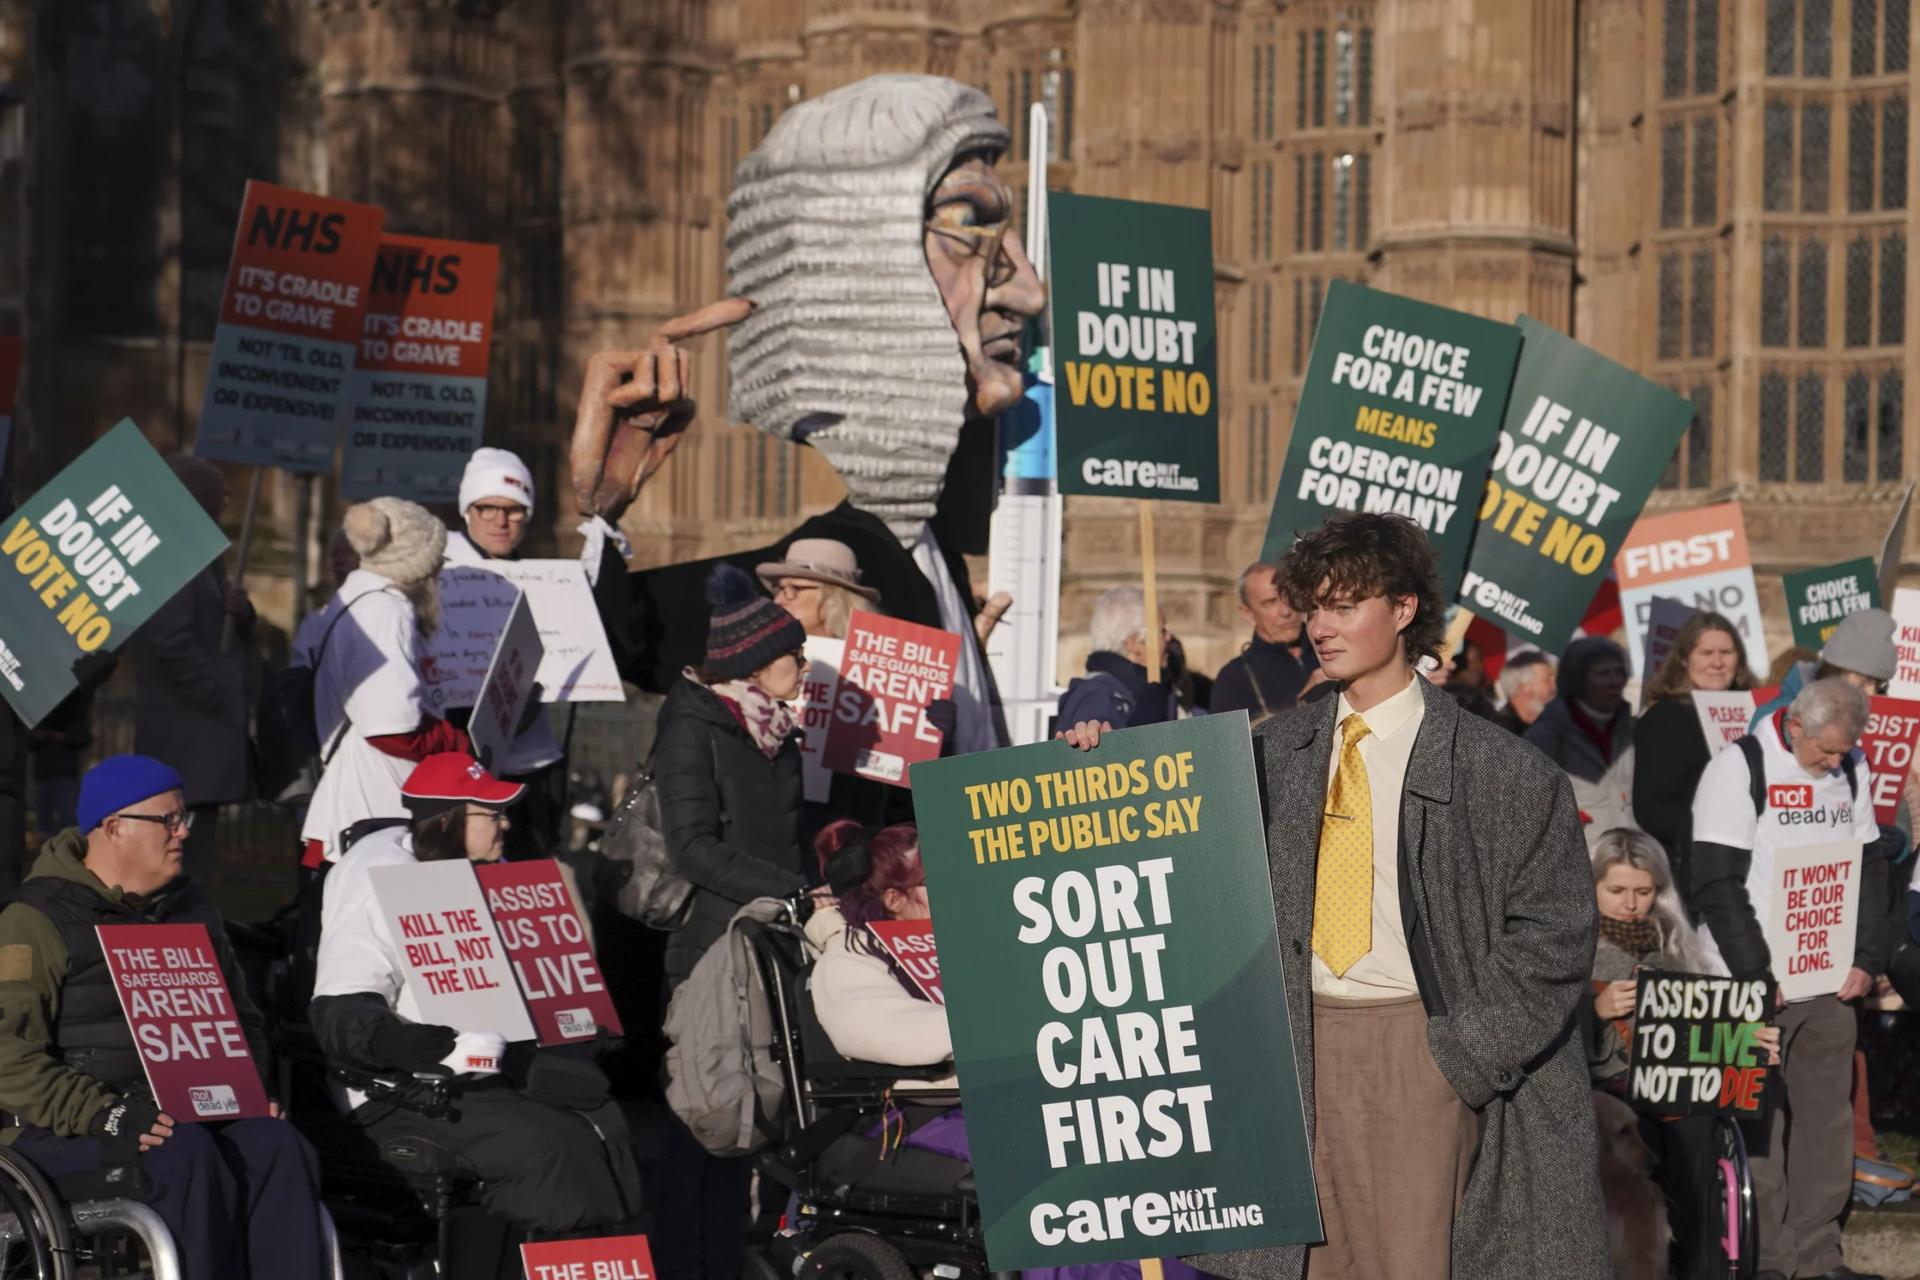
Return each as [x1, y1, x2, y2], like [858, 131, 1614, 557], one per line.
[1190, 678, 1611, 1280]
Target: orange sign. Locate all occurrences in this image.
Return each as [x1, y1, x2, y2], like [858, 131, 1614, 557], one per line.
[215, 181, 384, 344]
[356, 234, 499, 380]
[1614, 502, 1753, 592]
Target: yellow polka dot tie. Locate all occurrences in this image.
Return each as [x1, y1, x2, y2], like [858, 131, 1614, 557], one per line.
[1313, 713, 1373, 978]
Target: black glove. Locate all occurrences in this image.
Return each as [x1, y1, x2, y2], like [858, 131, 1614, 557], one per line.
[368, 1020, 458, 1073]
[90, 1097, 161, 1152]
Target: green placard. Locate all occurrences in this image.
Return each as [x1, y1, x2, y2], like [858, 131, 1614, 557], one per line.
[910, 713, 1318, 1270]
[1261, 281, 1522, 595]
[1457, 317, 1691, 653]
[1048, 192, 1218, 503]
[1783, 556, 1880, 650]
[0, 420, 229, 727]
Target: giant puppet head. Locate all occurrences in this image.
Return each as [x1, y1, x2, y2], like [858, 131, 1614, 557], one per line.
[725, 75, 1046, 541]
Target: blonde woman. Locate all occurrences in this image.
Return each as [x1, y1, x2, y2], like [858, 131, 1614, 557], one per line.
[756, 538, 882, 639]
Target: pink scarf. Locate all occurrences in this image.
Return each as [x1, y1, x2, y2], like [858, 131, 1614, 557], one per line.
[689, 668, 796, 759]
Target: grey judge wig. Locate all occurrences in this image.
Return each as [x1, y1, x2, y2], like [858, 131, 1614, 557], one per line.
[725, 75, 1011, 541]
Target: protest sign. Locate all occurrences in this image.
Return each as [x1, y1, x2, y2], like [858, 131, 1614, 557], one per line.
[1880, 482, 1913, 603]
[1765, 841, 1863, 1002]
[1638, 595, 1696, 703]
[1891, 588, 1920, 697]
[520, 1234, 654, 1280]
[1048, 192, 1218, 503]
[468, 590, 542, 771]
[1261, 282, 1520, 593]
[910, 713, 1318, 1269]
[340, 234, 500, 503]
[1626, 970, 1772, 1119]
[1783, 557, 1879, 651]
[1616, 502, 1769, 675]
[0, 420, 229, 728]
[822, 611, 961, 787]
[867, 919, 943, 1004]
[1861, 697, 1920, 826]
[795, 636, 844, 803]
[477, 860, 621, 1046]
[97, 924, 270, 1122]
[1458, 318, 1691, 653]
[0, 336, 20, 473]
[421, 561, 623, 712]
[368, 861, 535, 1040]
[195, 180, 384, 472]
[1693, 690, 1758, 757]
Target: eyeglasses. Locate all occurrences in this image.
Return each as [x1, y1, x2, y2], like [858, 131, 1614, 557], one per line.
[772, 581, 822, 602]
[465, 809, 512, 828]
[469, 503, 528, 524]
[115, 810, 193, 835]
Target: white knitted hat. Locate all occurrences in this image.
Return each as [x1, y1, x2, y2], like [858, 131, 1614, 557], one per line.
[458, 447, 535, 517]
[342, 497, 447, 588]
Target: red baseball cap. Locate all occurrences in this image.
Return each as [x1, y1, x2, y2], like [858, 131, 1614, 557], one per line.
[401, 752, 524, 822]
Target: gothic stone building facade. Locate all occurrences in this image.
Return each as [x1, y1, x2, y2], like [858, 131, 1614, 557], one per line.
[0, 0, 1914, 677]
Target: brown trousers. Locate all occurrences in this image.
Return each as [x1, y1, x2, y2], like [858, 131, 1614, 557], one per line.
[1305, 994, 1478, 1280]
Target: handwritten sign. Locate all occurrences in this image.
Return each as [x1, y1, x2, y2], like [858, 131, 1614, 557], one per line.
[520, 1234, 654, 1280]
[1628, 970, 1772, 1118]
[194, 180, 384, 471]
[468, 590, 542, 771]
[477, 860, 621, 1046]
[1861, 696, 1920, 827]
[368, 861, 535, 1040]
[1692, 689, 1757, 756]
[822, 611, 961, 787]
[1765, 840, 1862, 1002]
[867, 919, 943, 1004]
[422, 561, 624, 710]
[795, 636, 844, 804]
[97, 924, 270, 1122]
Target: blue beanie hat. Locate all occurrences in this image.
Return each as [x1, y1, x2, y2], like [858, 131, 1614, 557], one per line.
[77, 755, 186, 833]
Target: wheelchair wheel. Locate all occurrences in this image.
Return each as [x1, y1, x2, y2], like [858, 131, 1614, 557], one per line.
[0, 1147, 73, 1280]
[806, 1231, 915, 1280]
[1713, 1116, 1757, 1280]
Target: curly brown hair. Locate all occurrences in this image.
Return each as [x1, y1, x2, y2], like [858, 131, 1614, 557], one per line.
[1275, 512, 1447, 664]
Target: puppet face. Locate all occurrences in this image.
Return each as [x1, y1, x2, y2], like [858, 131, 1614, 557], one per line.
[922, 156, 1046, 419]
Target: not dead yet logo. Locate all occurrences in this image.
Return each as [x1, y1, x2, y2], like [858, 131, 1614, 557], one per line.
[188, 1085, 240, 1117]
[1768, 785, 1853, 828]
[554, 1008, 597, 1040]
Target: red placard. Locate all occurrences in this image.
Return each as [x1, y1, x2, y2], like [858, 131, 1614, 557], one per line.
[1862, 696, 1920, 826]
[357, 233, 499, 379]
[822, 610, 963, 787]
[216, 180, 384, 343]
[0, 337, 21, 416]
[867, 919, 943, 1004]
[476, 860, 622, 1046]
[95, 924, 270, 1122]
[520, 1234, 655, 1280]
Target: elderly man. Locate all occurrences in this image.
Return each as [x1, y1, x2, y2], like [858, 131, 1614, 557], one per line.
[1054, 586, 1177, 732]
[0, 755, 324, 1279]
[1212, 562, 1317, 723]
[1693, 679, 1888, 1280]
[574, 75, 1043, 755]
[1492, 650, 1555, 736]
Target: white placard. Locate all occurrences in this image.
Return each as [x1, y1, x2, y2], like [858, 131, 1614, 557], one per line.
[422, 560, 624, 711]
[794, 636, 843, 805]
[1890, 586, 1920, 699]
[368, 860, 535, 1039]
[469, 591, 543, 772]
[1692, 690, 1758, 756]
[1763, 839, 1862, 1002]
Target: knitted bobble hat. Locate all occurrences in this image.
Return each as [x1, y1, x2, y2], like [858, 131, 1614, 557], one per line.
[342, 497, 447, 588]
[704, 563, 806, 681]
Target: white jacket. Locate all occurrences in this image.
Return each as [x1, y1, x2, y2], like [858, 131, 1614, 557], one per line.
[803, 905, 952, 1071]
[313, 825, 426, 1108]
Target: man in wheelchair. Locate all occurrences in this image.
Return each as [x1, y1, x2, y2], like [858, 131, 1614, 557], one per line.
[0, 755, 327, 1278]
[310, 751, 642, 1239]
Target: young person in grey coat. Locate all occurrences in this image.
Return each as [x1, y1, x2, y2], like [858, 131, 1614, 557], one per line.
[1062, 513, 1609, 1280]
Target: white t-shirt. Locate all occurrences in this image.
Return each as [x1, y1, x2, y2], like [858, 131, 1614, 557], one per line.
[1692, 709, 1879, 933]
[440, 531, 565, 775]
[300, 571, 430, 861]
[313, 824, 424, 1109]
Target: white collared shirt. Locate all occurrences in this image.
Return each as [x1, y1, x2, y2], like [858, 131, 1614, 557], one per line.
[1311, 674, 1426, 1000]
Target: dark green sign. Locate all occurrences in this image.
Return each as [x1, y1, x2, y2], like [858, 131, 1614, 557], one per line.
[1783, 557, 1880, 651]
[1457, 317, 1691, 653]
[1049, 191, 1218, 504]
[910, 713, 1318, 1270]
[1261, 281, 1521, 595]
[0, 419, 229, 727]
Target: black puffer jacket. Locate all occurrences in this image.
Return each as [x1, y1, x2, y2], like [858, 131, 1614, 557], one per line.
[655, 677, 805, 990]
